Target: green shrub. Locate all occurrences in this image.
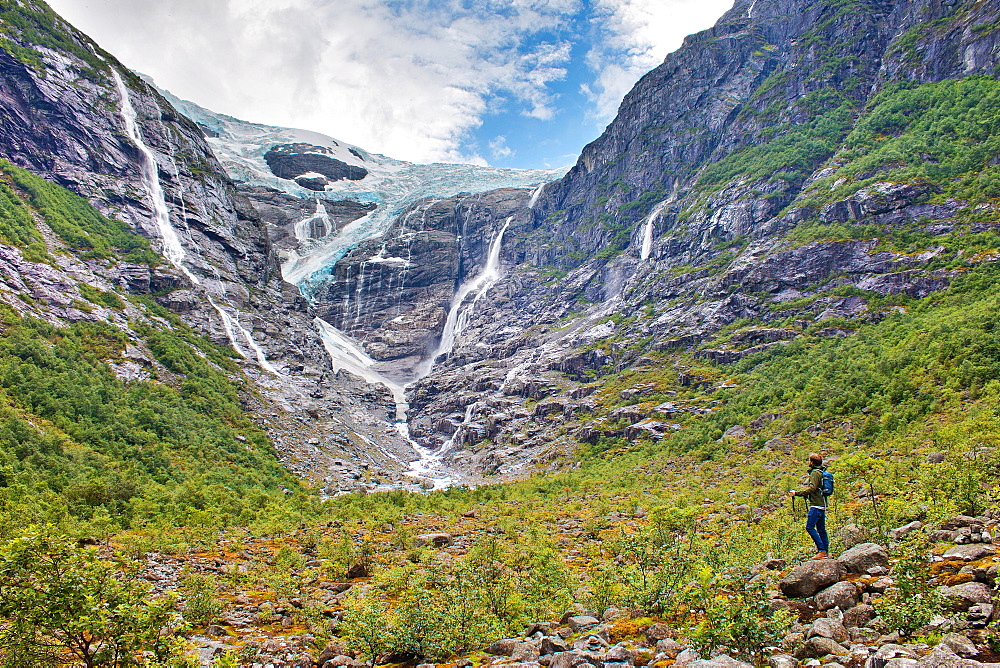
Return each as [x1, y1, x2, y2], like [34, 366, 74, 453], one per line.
[0, 526, 185, 666]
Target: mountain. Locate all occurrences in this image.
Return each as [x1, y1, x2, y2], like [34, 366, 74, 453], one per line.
[2, 0, 1000, 663]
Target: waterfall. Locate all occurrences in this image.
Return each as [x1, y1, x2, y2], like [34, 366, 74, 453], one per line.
[527, 181, 546, 209]
[315, 317, 463, 488]
[294, 199, 331, 241]
[114, 69, 278, 375]
[112, 70, 197, 284]
[314, 317, 407, 425]
[640, 199, 670, 261]
[207, 295, 280, 375]
[416, 217, 512, 378]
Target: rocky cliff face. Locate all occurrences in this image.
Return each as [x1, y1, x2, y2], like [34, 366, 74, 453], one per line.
[3, 0, 1000, 489]
[322, 0, 1000, 474]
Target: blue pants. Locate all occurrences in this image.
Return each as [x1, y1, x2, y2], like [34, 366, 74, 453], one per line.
[806, 507, 829, 553]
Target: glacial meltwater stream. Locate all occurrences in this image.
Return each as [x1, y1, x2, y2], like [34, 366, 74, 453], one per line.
[113, 69, 279, 376]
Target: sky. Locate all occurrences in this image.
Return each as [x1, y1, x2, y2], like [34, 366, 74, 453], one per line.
[47, 0, 734, 169]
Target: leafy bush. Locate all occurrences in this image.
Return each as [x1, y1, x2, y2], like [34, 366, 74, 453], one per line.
[876, 538, 944, 636]
[0, 526, 184, 667]
[341, 536, 575, 661]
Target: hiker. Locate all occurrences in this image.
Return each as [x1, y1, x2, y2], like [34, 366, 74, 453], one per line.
[789, 452, 830, 559]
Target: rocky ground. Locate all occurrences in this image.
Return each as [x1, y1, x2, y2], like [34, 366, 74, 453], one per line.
[148, 506, 1000, 667]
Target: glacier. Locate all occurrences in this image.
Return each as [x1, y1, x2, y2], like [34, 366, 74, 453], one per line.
[160, 90, 566, 299]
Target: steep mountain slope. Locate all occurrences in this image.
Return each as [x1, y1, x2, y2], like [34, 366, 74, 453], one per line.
[3, 0, 1000, 664]
[333, 0, 1000, 475]
[0, 0, 566, 494]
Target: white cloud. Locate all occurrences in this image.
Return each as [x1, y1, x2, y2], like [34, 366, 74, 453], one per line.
[489, 135, 514, 159]
[45, 0, 732, 164]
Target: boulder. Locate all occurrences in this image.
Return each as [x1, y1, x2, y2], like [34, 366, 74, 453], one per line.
[414, 532, 452, 547]
[779, 559, 844, 597]
[540, 637, 569, 655]
[548, 652, 585, 668]
[874, 644, 918, 661]
[655, 638, 685, 657]
[940, 632, 978, 658]
[915, 646, 982, 667]
[317, 644, 353, 664]
[944, 544, 996, 562]
[842, 603, 876, 629]
[672, 649, 701, 665]
[940, 582, 994, 611]
[890, 521, 924, 540]
[511, 642, 540, 662]
[803, 636, 849, 658]
[942, 516, 982, 531]
[837, 543, 888, 574]
[601, 606, 632, 622]
[644, 623, 675, 642]
[321, 657, 366, 668]
[815, 581, 860, 611]
[767, 656, 798, 668]
[567, 615, 601, 632]
[485, 638, 521, 656]
[839, 524, 867, 549]
[807, 617, 849, 644]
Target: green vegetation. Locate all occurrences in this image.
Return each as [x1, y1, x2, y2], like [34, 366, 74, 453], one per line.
[0, 306, 297, 535]
[343, 537, 574, 660]
[0, 0, 108, 75]
[804, 77, 1000, 204]
[0, 168, 48, 262]
[698, 93, 856, 191]
[0, 527, 184, 666]
[1, 160, 157, 264]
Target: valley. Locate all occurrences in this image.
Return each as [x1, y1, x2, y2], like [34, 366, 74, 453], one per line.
[1, 0, 1000, 665]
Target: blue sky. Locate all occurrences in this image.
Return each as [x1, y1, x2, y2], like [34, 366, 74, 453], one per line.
[47, 0, 734, 169]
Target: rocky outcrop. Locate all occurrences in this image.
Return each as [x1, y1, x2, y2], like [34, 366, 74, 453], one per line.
[0, 6, 425, 491]
[263, 143, 369, 186]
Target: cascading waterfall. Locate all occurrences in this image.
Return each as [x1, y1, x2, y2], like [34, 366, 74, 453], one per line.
[416, 217, 512, 378]
[113, 70, 194, 282]
[314, 318, 457, 489]
[294, 199, 331, 241]
[314, 215, 515, 487]
[640, 200, 668, 261]
[527, 181, 547, 209]
[114, 69, 278, 375]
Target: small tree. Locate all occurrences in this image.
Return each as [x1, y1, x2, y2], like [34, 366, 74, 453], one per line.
[0, 527, 183, 667]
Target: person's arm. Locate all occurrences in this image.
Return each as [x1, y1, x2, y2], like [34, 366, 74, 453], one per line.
[794, 469, 821, 497]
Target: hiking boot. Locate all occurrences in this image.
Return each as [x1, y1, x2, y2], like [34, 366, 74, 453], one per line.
[811, 551, 829, 560]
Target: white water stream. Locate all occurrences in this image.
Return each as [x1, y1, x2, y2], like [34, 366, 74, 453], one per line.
[314, 317, 455, 489]
[313, 216, 515, 488]
[114, 69, 278, 376]
[294, 199, 331, 242]
[640, 200, 668, 261]
[416, 217, 512, 378]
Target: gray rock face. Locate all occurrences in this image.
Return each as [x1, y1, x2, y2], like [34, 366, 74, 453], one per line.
[264, 143, 368, 183]
[940, 582, 994, 611]
[780, 559, 844, 598]
[837, 543, 889, 574]
[815, 582, 860, 611]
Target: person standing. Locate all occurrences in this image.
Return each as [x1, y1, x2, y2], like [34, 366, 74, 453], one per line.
[790, 452, 830, 559]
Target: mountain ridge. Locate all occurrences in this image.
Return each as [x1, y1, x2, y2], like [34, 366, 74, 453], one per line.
[2, 0, 1000, 662]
